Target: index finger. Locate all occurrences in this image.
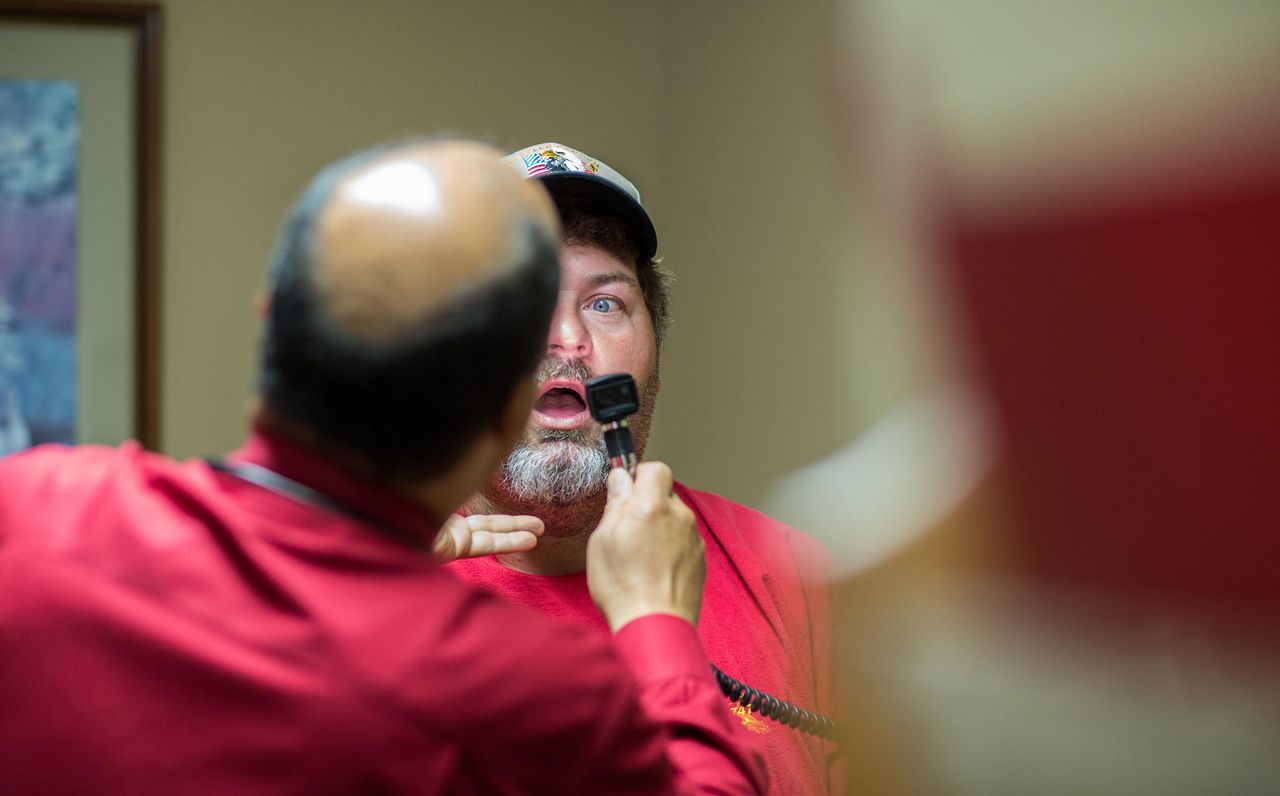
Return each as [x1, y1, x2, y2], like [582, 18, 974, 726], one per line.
[630, 461, 674, 499]
[465, 514, 545, 536]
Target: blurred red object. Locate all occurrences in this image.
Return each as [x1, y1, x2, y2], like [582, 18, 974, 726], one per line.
[947, 167, 1280, 617]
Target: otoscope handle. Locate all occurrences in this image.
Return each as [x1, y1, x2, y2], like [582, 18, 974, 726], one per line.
[602, 420, 637, 474]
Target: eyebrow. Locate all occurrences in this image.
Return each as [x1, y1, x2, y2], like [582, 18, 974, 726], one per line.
[585, 271, 640, 289]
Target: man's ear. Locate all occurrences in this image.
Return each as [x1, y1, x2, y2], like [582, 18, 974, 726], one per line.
[255, 292, 270, 319]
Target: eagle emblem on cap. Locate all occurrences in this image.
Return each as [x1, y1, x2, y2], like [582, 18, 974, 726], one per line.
[535, 147, 585, 174]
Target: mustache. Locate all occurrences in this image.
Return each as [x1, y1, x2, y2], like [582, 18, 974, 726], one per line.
[535, 356, 592, 386]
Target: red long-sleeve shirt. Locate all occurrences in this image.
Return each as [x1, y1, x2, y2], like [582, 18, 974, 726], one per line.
[0, 433, 765, 794]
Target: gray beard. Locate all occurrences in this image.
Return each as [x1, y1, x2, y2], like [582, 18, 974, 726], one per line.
[499, 435, 609, 505]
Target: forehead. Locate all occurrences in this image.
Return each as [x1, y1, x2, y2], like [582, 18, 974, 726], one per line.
[560, 242, 639, 286]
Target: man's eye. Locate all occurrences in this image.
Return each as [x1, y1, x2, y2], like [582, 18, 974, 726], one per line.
[589, 298, 620, 313]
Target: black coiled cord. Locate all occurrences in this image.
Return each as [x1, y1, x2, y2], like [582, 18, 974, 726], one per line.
[711, 665, 842, 742]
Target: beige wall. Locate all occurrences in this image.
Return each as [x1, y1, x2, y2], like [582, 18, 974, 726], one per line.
[154, 0, 664, 458]
[646, 2, 866, 503]
[72, 0, 903, 517]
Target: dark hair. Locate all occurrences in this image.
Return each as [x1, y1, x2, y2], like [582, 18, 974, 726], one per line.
[554, 195, 672, 347]
[258, 145, 559, 481]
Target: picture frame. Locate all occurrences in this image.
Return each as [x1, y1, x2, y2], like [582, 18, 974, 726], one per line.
[0, 1, 161, 450]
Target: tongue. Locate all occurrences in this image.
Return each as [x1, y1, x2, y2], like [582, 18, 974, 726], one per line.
[536, 389, 586, 418]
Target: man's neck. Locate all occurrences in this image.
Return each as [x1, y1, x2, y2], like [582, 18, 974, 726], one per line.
[467, 488, 606, 575]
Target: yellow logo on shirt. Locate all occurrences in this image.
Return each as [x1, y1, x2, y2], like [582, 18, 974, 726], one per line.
[730, 703, 771, 734]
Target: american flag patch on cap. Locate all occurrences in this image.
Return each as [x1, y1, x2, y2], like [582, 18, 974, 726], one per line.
[522, 152, 549, 177]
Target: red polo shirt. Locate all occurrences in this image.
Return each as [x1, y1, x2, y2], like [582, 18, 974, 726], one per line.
[0, 432, 764, 794]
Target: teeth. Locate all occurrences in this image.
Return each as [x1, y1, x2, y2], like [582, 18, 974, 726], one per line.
[542, 386, 581, 399]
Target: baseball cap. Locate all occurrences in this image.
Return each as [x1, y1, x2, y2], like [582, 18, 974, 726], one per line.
[504, 142, 657, 259]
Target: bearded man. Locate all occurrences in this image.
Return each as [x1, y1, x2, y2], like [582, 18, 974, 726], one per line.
[450, 142, 842, 795]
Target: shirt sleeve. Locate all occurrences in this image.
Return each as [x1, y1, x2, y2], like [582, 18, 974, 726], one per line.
[611, 614, 769, 795]
[0, 455, 14, 544]
[0, 445, 63, 544]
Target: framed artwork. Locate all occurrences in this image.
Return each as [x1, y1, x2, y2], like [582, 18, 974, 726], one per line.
[0, 1, 160, 454]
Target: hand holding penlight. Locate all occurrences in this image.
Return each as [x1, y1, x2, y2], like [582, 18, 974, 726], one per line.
[585, 371, 844, 741]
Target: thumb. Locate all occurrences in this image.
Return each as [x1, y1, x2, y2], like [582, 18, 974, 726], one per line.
[597, 467, 633, 531]
[607, 467, 633, 499]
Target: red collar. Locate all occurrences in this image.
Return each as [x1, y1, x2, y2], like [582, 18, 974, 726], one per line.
[226, 427, 442, 547]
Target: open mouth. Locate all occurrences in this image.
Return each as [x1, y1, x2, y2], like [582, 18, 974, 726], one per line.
[532, 380, 590, 428]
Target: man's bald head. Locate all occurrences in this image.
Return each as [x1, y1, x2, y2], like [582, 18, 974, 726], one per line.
[313, 141, 558, 344]
[260, 138, 561, 481]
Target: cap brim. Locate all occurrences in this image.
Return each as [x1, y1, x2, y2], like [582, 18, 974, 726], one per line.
[537, 172, 658, 260]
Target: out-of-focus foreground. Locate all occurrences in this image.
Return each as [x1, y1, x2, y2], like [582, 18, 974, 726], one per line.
[769, 2, 1280, 793]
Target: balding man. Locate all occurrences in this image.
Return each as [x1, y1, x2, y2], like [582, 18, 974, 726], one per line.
[0, 140, 764, 793]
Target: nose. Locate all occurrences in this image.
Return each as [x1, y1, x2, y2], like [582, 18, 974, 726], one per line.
[547, 303, 591, 358]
